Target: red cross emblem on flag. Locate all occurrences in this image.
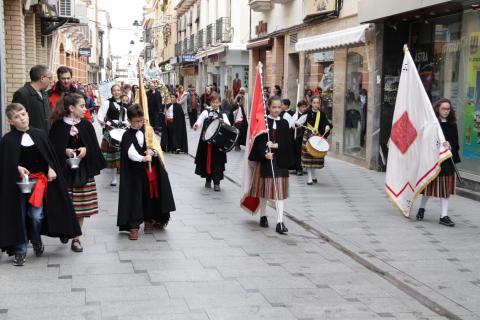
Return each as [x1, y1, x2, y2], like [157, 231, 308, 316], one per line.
[390, 111, 417, 154]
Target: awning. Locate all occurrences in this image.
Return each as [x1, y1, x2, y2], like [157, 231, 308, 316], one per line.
[295, 24, 371, 53]
[246, 38, 272, 50]
[196, 45, 226, 59]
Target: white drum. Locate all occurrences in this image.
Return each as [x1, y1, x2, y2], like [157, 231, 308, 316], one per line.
[108, 128, 126, 149]
[204, 119, 220, 141]
[306, 136, 330, 158]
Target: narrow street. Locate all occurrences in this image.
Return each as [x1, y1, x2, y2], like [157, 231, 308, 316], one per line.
[0, 127, 477, 320]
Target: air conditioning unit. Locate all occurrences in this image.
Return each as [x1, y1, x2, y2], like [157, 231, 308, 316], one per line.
[58, 0, 75, 17]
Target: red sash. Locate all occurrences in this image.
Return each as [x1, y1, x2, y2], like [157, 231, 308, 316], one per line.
[27, 172, 48, 208]
[206, 144, 212, 175]
[145, 166, 159, 199]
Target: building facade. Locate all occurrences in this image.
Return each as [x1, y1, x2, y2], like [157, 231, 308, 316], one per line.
[359, 0, 480, 193]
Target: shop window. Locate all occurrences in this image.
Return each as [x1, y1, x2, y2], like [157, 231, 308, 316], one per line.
[304, 51, 334, 121]
[344, 47, 368, 159]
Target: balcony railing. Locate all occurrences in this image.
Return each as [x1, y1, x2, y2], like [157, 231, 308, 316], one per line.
[206, 23, 215, 46]
[249, 0, 273, 12]
[216, 17, 231, 43]
[189, 34, 195, 52]
[175, 42, 182, 56]
[183, 38, 188, 53]
[196, 29, 204, 50]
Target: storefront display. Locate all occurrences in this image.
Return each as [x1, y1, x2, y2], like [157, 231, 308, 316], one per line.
[304, 51, 334, 120]
[344, 46, 368, 159]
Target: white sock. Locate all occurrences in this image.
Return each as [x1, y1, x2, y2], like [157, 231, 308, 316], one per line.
[260, 198, 267, 217]
[111, 169, 117, 183]
[312, 169, 317, 180]
[420, 195, 429, 209]
[307, 169, 313, 183]
[276, 200, 284, 223]
[440, 198, 449, 218]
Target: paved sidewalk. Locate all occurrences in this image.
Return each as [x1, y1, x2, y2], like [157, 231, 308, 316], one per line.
[187, 126, 480, 320]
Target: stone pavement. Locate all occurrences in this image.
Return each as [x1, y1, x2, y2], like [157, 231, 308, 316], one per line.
[187, 126, 480, 320]
[0, 125, 477, 320]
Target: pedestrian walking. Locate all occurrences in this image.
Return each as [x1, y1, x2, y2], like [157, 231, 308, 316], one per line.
[417, 98, 461, 227]
[193, 93, 230, 191]
[161, 93, 188, 153]
[295, 96, 332, 185]
[187, 86, 200, 128]
[49, 93, 105, 252]
[117, 105, 175, 240]
[97, 84, 128, 186]
[247, 96, 294, 234]
[12, 65, 53, 133]
[201, 86, 212, 110]
[177, 85, 189, 115]
[0, 103, 81, 266]
[221, 89, 235, 124]
[146, 80, 163, 133]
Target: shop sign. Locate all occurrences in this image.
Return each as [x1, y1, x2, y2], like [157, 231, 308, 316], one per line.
[181, 54, 197, 63]
[79, 48, 91, 57]
[255, 21, 268, 37]
[304, 0, 338, 20]
[314, 51, 334, 62]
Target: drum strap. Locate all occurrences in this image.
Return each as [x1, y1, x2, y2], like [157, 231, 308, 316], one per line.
[307, 111, 321, 134]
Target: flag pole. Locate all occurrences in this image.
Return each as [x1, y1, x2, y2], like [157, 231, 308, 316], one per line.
[257, 62, 280, 212]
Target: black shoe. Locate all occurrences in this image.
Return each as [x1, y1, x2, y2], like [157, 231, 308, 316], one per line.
[214, 184, 221, 192]
[260, 216, 269, 228]
[110, 182, 117, 187]
[71, 239, 84, 253]
[205, 180, 212, 189]
[33, 242, 44, 257]
[307, 181, 313, 185]
[175, 149, 181, 154]
[276, 222, 288, 234]
[13, 253, 26, 266]
[312, 178, 318, 184]
[60, 237, 69, 244]
[439, 216, 455, 227]
[296, 170, 303, 176]
[416, 208, 425, 221]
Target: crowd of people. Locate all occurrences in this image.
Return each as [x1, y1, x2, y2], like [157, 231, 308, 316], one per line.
[0, 63, 460, 267]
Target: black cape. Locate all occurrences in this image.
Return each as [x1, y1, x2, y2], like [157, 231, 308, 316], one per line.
[194, 115, 227, 181]
[439, 121, 461, 176]
[49, 119, 106, 184]
[161, 103, 188, 153]
[233, 104, 248, 146]
[0, 128, 81, 252]
[249, 118, 294, 177]
[117, 128, 176, 231]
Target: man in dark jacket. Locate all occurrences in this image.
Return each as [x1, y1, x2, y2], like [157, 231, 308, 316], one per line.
[12, 65, 53, 133]
[146, 80, 164, 133]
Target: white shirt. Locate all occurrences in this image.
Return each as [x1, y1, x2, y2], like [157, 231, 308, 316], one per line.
[282, 112, 294, 128]
[20, 133, 34, 147]
[233, 107, 243, 124]
[194, 107, 231, 129]
[166, 104, 174, 119]
[98, 100, 121, 123]
[127, 130, 145, 162]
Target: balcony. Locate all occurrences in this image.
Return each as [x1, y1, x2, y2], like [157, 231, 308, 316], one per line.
[272, 0, 293, 3]
[215, 17, 231, 43]
[196, 29, 204, 50]
[175, 42, 182, 56]
[189, 34, 195, 52]
[249, 0, 273, 12]
[183, 38, 189, 53]
[206, 23, 215, 46]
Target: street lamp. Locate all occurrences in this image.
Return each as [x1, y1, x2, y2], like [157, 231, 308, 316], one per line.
[132, 20, 140, 27]
[130, 40, 135, 45]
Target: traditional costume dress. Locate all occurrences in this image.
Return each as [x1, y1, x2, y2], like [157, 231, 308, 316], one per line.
[161, 102, 188, 153]
[291, 110, 306, 175]
[0, 128, 81, 258]
[248, 116, 294, 233]
[49, 117, 105, 219]
[117, 127, 176, 235]
[194, 107, 230, 190]
[296, 109, 332, 184]
[146, 88, 163, 133]
[232, 97, 248, 148]
[97, 98, 128, 170]
[417, 119, 461, 226]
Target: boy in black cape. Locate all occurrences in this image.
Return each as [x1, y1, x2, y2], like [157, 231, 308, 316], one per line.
[117, 104, 176, 240]
[161, 94, 188, 153]
[0, 103, 81, 266]
[193, 93, 230, 191]
[248, 96, 294, 234]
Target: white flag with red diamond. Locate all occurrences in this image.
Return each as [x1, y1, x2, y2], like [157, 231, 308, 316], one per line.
[385, 48, 452, 217]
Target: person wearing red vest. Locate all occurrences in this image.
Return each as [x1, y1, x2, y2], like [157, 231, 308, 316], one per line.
[48, 66, 92, 122]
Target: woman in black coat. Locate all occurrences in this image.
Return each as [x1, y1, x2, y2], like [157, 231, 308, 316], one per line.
[417, 98, 461, 227]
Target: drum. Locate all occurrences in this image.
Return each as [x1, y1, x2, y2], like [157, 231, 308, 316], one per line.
[107, 128, 126, 149]
[306, 136, 330, 158]
[202, 118, 239, 152]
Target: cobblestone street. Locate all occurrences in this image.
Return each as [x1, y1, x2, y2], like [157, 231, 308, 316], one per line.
[0, 128, 478, 320]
